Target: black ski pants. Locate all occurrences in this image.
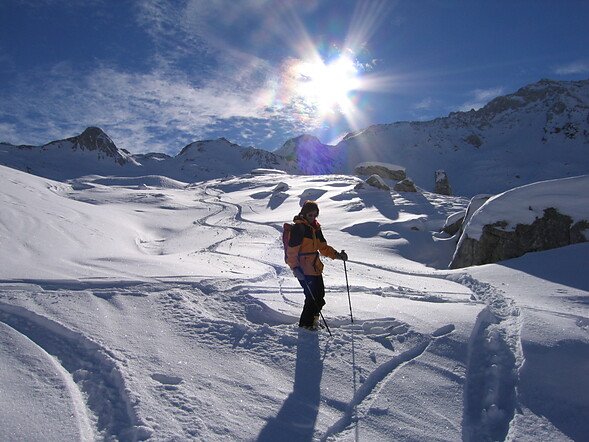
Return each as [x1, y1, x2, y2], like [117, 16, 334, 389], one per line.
[298, 275, 325, 327]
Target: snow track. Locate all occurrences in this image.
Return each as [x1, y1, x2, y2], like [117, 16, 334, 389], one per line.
[0, 302, 151, 441]
[453, 274, 524, 442]
[0, 321, 94, 441]
[322, 324, 456, 441]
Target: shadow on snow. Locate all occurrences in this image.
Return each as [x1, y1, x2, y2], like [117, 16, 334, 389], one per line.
[257, 331, 323, 442]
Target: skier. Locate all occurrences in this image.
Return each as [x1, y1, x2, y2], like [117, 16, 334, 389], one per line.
[285, 200, 348, 330]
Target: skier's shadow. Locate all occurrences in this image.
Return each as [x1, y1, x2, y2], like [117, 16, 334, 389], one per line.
[257, 331, 324, 441]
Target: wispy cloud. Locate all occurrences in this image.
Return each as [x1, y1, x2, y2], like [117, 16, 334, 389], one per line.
[135, 0, 307, 71]
[409, 97, 440, 122]
[8, 0, 104, 5]
[459, 87, 505, 112]
[413, 97, 435, 111]
[0, 0, 392, 152]
[554, 60, 589, 75]
[0, 60, 321, 153]
[0, 1, 335, 152]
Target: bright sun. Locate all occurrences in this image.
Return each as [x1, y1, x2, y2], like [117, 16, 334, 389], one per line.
[295, 56, 360, 114]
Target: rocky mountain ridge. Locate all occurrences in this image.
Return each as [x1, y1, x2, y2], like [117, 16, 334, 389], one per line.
[1, 78, 588, 196]
[276, 78, 588, 195]
[0, 130, 285, 183]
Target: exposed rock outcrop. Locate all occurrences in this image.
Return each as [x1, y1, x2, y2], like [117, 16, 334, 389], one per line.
[57, 126, 132, 165]
[450, 207, 588, 268]
[442, 212, 465, 236]
[434, 170, 452, 195]
[365, 174, 391, 190]
[394, 178, 417, 192]
[354, 162, 406, 181]
[443, 194, 492, 236]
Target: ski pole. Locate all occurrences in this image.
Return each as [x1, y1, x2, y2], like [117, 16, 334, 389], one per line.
[302, 280, 332, 337]
[343, 252, 354, 323]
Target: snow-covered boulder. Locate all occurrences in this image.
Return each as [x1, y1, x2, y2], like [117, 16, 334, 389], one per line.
[272, 182, 289, 192]
[394, 178, 417, 192]
[442, 194, 494, 236]
[435, 170, 452, 195]
[365, 174, 390, 190]
[442, 211, 465, 236]
[450, 176, 589, 268]
[354, 162, 406, 181]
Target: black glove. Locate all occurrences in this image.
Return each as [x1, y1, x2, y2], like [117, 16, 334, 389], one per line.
[335, 250, 348, 261]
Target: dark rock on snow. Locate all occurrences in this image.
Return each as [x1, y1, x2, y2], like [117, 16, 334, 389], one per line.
[450, 207, 589, 268]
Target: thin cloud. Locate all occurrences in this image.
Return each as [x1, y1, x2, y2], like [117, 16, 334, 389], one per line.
[0, 0, 387, 152]
[8, 0, 104, 5]
[0, 61, 317, 153]
[459, 86, 505, 111]
[555, 60, 589, 75]
[413, 97, 434, 110]
[136, 0, 299, 68]
[128, 0, 329, 147]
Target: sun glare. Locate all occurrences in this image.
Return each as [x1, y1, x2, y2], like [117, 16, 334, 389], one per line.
[271, 0, 395, 135]
[295, 55, 360, 114]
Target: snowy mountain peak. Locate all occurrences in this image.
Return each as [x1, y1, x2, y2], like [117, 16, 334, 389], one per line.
[53, 126, 133, 166]
[177, 137, 242, 156]
[276, 134, 330, 158]
[169, 137, 283, 180]
[331, 78, 589, 195]
[0, 127, 139, 181]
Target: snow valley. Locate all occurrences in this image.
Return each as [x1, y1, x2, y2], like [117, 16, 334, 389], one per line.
[0, 77, 588, 441]
[1, 165, 588, 441]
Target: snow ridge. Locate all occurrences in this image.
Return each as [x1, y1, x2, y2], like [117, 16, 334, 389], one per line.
[0, 301, 152, 441]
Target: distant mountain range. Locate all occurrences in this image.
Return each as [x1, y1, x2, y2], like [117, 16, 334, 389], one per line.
[0, 127, 284, 183]
[1, 78, 587, 196]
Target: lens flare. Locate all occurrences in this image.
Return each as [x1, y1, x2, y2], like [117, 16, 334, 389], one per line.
[256, 0, 398, 172]
[295, 55, 360, 115]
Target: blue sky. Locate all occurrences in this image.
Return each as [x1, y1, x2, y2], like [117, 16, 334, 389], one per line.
[1, 0, 588, 154]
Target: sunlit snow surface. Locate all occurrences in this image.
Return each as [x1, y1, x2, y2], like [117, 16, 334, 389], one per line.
[0, 165, 587, 441]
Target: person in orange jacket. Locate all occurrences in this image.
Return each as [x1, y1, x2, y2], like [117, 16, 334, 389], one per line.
[286, 200, 348, 330]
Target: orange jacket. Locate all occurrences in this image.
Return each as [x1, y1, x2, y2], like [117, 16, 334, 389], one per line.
[286, 216, 337, 275]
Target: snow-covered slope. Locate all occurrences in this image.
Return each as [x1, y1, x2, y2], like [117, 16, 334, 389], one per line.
[169, 137, 285, 181]
[277, 78, 589, 196]
[1, 164, 587, 441]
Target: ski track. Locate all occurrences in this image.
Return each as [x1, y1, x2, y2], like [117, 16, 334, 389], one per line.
[451, 274, 524, 442]
[153, 277, 462, 441]
[321, 324, 456, 441]
[0, 301, 152, 441]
